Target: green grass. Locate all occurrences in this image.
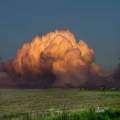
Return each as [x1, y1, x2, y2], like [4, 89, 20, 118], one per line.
[0, 108, 120, 120]
[0, 88, 120, 116]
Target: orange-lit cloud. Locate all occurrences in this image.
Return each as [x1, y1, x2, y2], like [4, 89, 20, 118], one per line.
[5, 30, 100, 87]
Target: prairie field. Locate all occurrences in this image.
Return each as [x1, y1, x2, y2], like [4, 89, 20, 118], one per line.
[0, 89, 120, 119]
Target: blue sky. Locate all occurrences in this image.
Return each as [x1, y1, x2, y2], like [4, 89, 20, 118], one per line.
[0, 0, 120, 68]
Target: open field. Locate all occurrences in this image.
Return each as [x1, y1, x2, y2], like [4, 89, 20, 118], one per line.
[1, 109, 120, 120]
[0, 89, 120, 116]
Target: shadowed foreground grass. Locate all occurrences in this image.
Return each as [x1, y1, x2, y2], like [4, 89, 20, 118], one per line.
[1, 109, 120, 120]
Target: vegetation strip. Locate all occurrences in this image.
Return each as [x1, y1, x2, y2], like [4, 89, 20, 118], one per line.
[0, 109, 120, 120]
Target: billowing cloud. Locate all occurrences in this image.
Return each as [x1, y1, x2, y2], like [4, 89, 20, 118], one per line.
[0, 30, 104, 88]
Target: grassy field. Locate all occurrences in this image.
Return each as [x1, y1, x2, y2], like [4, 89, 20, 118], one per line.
[1, 108, 120, 120]
[0, 89, 120, 116]
[0, 89, 120, 120]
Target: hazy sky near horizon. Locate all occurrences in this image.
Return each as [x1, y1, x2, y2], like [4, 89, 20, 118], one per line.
[0, 0, 120, 68]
